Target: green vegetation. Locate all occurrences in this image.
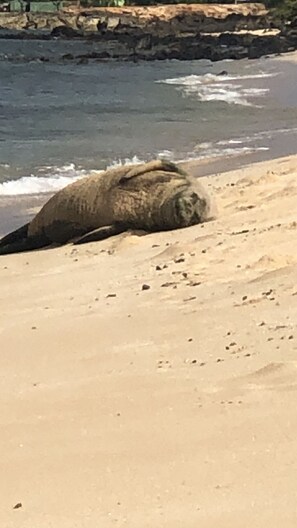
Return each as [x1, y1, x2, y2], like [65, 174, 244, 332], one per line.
[80, 0, 297, 10]
[264, 0, 297, 20]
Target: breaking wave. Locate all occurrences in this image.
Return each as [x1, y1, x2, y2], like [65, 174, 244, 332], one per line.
[0, 163, 87, 196]
[157, 71, 277, 106]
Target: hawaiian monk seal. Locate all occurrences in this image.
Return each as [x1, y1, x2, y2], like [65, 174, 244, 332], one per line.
[0, 160, 214, 254]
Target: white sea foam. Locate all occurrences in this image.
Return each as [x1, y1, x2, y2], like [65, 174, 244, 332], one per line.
[0, 174, 82, 196]
[0, 157, 144, 197]
[190, 145, 269, 162]
[106, 155, 144, 169]
[155, 150, 175, 160]
[218, 139, 244, 145]
[0, 163, 87, 196]
[106, 152, 177, 167]
[157, 71, 277, 106]
[216, 126, 297, 147]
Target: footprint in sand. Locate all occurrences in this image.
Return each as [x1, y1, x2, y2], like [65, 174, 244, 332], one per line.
[233, 362, 297, 392]
[152, 233, 216, 264]
[205, 362, 297, 404]
[247, 254, 296, 271]
[153, 242, 194, 262]
[249, 261, 297, 284]
[238, 171, 279, 188]
[108, 230, 147, 252]
[265, 185, 297, 202]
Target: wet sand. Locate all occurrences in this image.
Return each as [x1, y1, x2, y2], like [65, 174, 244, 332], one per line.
[0, 154, 297, 526]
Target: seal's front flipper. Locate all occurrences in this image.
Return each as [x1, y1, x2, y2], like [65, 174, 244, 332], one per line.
[0, 235, 50, 255]
[74, 225, 124, 245]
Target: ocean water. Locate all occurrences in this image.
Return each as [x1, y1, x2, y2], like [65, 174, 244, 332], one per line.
[0, 39, 297, 196]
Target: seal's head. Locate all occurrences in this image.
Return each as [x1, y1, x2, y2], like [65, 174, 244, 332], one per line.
[175, 190, 208, 226]
[168, 182, 214, 229]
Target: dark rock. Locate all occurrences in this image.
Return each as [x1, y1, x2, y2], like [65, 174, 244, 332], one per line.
[51, 25, 80, 38]
[248, 35, 280, 58]
[62, 53, 74, 60]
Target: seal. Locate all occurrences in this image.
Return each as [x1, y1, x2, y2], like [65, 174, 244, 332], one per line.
[0, 160, 213, 254]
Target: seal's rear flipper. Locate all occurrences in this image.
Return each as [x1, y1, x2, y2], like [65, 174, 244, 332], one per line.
[0, 224, 51, 255]
[0, 234, 50, 255]
[74, 225, 124, 245]
[0, 223, 29, 248]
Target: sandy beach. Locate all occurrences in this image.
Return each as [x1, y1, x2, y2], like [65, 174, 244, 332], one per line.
[0, 153, 297, 527]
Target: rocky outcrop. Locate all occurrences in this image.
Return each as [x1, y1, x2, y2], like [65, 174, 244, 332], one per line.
[0, 3, 296, 62]
[0, 4, 270, 33]
[280, 18, 297, 51]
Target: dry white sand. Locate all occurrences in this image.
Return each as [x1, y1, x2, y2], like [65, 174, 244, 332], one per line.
[0, 154, 297, 527]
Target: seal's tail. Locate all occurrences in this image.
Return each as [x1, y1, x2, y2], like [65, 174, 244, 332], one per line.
[0, 223, 48, 255]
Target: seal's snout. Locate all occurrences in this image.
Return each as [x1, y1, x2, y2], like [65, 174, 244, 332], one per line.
[194, 196, 213, 223]
[196, 194, 208, 218]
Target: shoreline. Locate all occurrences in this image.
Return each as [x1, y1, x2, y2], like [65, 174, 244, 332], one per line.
[1, 141, 297, 236]
[0, 152, 297, 526]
